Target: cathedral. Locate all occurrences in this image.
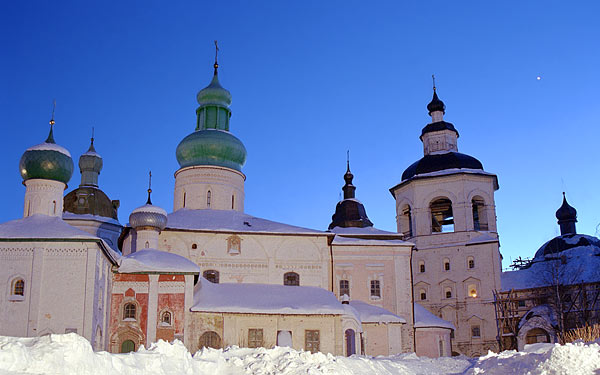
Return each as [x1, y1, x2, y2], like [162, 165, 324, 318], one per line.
[5, 52, 588, 359]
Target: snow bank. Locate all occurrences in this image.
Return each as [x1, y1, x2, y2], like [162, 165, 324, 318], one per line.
[118, 249, 200, 274]
[1, 333, 600, 374]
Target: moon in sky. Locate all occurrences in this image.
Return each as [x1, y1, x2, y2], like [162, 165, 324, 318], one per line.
[536, 76, 541, 80]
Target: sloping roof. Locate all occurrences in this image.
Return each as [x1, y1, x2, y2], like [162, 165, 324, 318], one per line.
[329, 226, 401, 236]
[332, 236, 410, 246]
[0, 214, 99, 239]
[118, 249, 200, 274]
[63, 212, 121, 226]
[191, 278, 355, 318]
[349, 300, 406, 323]
[166, 209, 328, 235]
[414, 303, 455, 330]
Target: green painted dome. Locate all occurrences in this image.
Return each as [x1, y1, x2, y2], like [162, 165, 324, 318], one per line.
[19, 127, 74, 184]
[176, 129, 246, 171]
[197, 73, 232, 107]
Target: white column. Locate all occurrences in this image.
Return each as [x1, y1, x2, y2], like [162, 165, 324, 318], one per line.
[146, 275, 159, 346]
[27, 247, 45, 336]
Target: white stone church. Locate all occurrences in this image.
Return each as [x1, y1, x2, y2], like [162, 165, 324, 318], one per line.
[0, 57, 508, 358]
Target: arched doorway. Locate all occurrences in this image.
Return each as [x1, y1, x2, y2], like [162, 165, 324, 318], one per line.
[525, 328, 550, 344]
[120, 339, 135, 353]
[345, 329, 355, 356]
[199, 331, 222, 349]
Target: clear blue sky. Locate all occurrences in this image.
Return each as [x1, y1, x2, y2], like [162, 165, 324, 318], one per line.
[2, 1, 599, 267]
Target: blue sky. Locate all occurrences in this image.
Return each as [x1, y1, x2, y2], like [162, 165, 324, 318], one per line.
[1, 1, 599, 267]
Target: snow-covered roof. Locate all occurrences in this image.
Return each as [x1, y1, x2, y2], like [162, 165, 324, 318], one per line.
[332, 236, 410, 246]
[0, 214, 99, 240]
[26, 142, 71, 157]
[192, 278, 355, 318]
[501, 243, 600, 291]
[349, 300, 406, 324]
[118, 249, 200, 274]
[166, 209, 328, 235]
[132, 204, 167, 216]
[63, 212, 121, 226]
[329, 226, 402, 237]
[518, 305, 558, 329]
[414, 303, 455, 330]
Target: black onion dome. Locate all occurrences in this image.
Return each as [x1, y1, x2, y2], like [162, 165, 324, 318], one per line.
[556, 194, 577, 221]
[401, 152, 484, 181]
[328, 199, 374, 230]
[420, 121, 459, 139]
[427, 90, 445, 114]
[64, 186, 119, 219]
[533, 234, 600, 260]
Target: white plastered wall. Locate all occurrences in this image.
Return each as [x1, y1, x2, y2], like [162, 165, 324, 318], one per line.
[23, 179, 66, 218]
[173, 166, 245, 212]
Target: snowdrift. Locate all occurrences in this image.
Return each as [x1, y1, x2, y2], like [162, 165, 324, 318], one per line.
[1, 334, 600, 374]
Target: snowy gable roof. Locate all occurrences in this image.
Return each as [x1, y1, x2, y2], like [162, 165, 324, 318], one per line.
[501, 244, 600, 291]
[192, 278, 351, 316]
[0, 214, 99, 240]
[414, 303, 455, 330]
[118, 249, 200, 274]
[166, 209, 328, 235]
[332, 236, 410, 246]
[349, 300, 406, 324]
[63, 212, 121, 226]
[328, 226, 402, 237]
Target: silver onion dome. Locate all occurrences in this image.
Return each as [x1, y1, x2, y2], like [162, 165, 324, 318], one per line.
[129, 204, 167, 231]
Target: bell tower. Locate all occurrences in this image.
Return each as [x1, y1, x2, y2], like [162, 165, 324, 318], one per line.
[390, 82, 502, 356]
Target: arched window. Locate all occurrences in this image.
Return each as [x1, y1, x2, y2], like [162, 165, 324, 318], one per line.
[12, 279, 24, 296]
[401, 205, 413, 237]
[121, 339, 135, 353]
[525, 328, 550, 344]
[472, 197, 488, 231]
[199, 331, 221, 349]
[203, 270, 219, 284]
[231, 195, 235, 210]
[145, 241, 149, 249]
[443, 258, 451, 271]
[183, 192, 186, 208]
[430, 198, 454, 233]
[207, 190, 211, 208]
[160, 311, 172, 326]
[468, 284, 478, 298]
[467, 256, 475, 269]
[52, 200, 57, 215]
[445, 287, 453, 299]
[283, 272, 299, 286]
[419, 289, 427, 300]
[418, 261, 425, 273]
[123, 303, 136, 320]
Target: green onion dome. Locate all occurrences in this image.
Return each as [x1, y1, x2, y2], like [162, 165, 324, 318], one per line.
[19, 126, 74, 184]
[176, 129, 246, 171]
[176, 67, 246, 172]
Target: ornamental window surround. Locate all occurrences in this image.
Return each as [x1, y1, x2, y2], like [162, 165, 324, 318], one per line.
[9, 278, 25, 301]
[123, 303, 136, 320]
[370, 279, 381, 298]
[227, 235, 241, 255]
[339, 279, 350, 297]
[160, 311, 172, 326]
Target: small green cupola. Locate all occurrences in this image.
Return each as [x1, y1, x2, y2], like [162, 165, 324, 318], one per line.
[176, 45, 247, 172]
[19, 116, 74, 185]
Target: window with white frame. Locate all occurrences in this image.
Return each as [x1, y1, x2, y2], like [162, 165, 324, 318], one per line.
[467, 256, 475, 269]
[339, 279, 350, 297]
[370, 279, 381, 298]
[123, 303, 136, 320]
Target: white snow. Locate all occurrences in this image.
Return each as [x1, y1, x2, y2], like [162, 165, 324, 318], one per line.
[0, 214, 99, 239]
[118, 249, 200, 274]
[409, 168, 496, 180]
[192, 278, 355, 317]
[167, 208, 327, 235]
[332, 236, 409, 246]
[465, 233, 498, 246]
[132, 204, 168, 216]
[329, 225, 403, 236]
[349, 300, 406, 324]
[414, 303, 455, 330]
[26, 142, 71, 157]
[63, 212, 121, 226]
[2, 333, 600, 374]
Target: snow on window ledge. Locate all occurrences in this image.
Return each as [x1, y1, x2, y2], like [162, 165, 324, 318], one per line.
[123, 317, 136, 322]
[8, 295, 25, 301]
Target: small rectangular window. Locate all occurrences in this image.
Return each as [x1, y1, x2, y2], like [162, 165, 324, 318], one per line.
[305, 330, 320, 353]
[446, 290, 452, 299]
[518, 300, 526, 307]
[419, 263, 425, 273]
[339, 280, 349, 297]
[370, 280, 381, 298]
[248, 328, 263, 348]
[472, 325, 481, 338]
[420, 291, 427, 300]
[444, 261, 450, 271]
[468, 258, 475, 269]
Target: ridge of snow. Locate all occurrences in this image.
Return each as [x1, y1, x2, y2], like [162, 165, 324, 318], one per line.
[465, 233, 498, 246]
[332, 236, 409, 246]
[132, 204, 167, 216]
[349, 300, 406, 324]
[26, 142, 72, 157]
[167, 208, 327, 235]
[118, 249, 200, 274]
[414, 303, 455, 330]
[329, 226, 402, 236]
[2, 333, 600, 374]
